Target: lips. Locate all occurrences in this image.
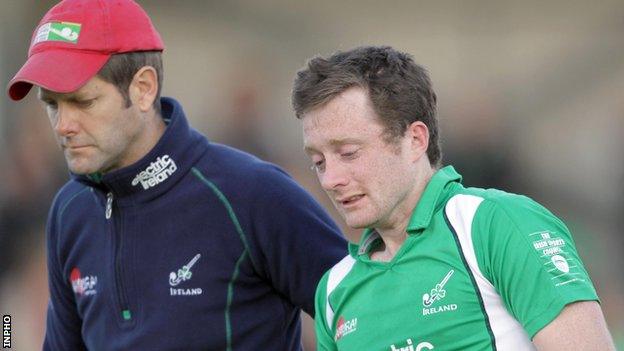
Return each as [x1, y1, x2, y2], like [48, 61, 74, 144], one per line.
[65, 144, 91, 150]
[337, 194, 365, 206]
[64, 145, 93, 155]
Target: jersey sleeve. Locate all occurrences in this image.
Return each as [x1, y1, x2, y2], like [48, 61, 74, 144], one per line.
[472, 193, 599, 338]
[246, 165, 348, 316]
[315, 272, 339, 351]
[43, 194, 87, 351]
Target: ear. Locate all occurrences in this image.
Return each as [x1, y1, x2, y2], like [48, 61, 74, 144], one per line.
[129, 66, 158, 112]
[405, 121, 430, 162]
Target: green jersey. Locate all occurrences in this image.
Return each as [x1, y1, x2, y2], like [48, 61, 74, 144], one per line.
[315, 166, 598, 351]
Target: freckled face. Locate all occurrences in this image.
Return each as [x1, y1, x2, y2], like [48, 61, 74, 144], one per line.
[303, 87, 417, 230]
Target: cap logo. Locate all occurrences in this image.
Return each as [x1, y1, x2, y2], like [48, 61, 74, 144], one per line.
[33, 21, 81, 45]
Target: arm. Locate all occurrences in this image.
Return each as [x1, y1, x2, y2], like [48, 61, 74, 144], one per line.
[533, 301, 616, 351]
[43, 198, 87, 351]
[472, 194, 601, 338]
[247, 165, 348, 316]
[314, 273, 339, 351]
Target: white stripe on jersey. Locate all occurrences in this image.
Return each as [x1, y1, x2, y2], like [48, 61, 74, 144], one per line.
[326, 255, 357, 329]
[445, 194, 536, 351]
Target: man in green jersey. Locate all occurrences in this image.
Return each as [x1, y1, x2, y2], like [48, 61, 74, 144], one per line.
[291, 46, 616, 350]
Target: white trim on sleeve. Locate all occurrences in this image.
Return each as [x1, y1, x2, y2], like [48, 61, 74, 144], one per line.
[325, 255, 356, 328]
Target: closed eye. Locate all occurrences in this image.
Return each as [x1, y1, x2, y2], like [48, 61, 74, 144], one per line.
[340, 149, 359, 160]
[73, 98, 96, 109]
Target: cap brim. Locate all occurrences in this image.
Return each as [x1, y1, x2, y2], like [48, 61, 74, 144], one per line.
[7, 49, 111, 101]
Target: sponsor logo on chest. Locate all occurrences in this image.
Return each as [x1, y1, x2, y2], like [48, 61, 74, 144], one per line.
[422, 269, 457, 316]
[132, 155, 177, 190]
[335, 316, 358, 341]
[70, 268, 97, 296]
[390, 338, 434, 351]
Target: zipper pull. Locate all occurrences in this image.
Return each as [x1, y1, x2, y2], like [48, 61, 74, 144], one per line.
[105, 192, 114, 219]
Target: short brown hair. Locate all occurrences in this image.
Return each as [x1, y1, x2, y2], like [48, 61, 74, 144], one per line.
[292, 46, 441, 167]
[97, 51, 164, 114]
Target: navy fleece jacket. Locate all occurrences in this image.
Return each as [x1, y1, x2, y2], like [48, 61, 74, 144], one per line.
[43, 97, 347, 350]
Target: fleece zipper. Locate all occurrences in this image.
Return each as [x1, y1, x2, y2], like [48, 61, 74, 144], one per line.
[105, 191, 132, 322]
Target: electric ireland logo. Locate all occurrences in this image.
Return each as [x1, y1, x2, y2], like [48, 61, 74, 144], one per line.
[132, 155, 178, 190]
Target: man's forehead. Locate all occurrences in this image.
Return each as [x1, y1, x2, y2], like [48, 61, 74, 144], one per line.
[303, 88, 380, 123]
[302, 109, 371, 153]
[301, 105, 355, 133]
[37, 79, 99, 100]
[38, 87, 67, 100]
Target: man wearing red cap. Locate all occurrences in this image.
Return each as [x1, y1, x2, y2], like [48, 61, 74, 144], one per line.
[8, 1, 347, 350]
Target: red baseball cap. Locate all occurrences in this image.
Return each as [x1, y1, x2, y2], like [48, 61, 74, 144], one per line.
[7, 0, 164, 101]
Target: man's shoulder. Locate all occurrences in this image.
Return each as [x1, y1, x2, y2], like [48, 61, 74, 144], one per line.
[445, 185, 565, 244]
[46, 180, 93, 234]
[194, 143, 296, 195]
[318, 254, 357, 299]
[447, 185, 547, 218]
[441, 185, 566, 242]
[51, 179, 91, 212]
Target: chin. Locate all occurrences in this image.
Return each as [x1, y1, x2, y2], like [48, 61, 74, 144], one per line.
[68, 167, 95, 175]
[339, 207, 374, 229]
[67, 161, 100, 175]
[343, 215, 376, 230]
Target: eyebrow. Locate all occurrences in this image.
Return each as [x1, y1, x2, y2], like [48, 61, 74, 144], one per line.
[328, 138, 363, 146]
[38, 88, 93, 102]
[304, 138, 363, 153]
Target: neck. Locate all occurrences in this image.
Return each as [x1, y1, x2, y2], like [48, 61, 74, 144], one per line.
[371, 165, 435, 262]
[141, 110, 167, 154]
[107, 110, 166, 173]
[370, 232, 407, 262]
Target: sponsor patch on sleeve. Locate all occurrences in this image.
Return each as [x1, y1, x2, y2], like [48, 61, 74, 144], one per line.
[529, 231, 586, 287]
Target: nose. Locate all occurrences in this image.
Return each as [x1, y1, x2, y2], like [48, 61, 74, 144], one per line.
[318, 158, 349, 191]
[51, 103, 79, 137]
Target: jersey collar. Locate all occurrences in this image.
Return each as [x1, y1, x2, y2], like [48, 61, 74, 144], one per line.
[405, 165, 462, 232]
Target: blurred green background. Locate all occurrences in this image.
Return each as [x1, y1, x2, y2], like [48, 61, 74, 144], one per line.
[1, 1, 622, 349]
